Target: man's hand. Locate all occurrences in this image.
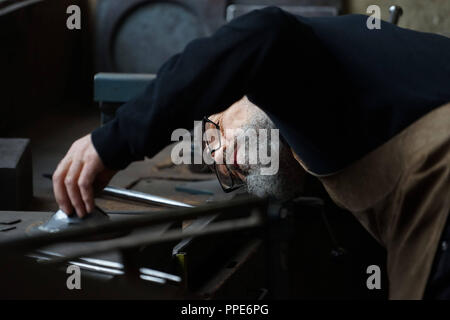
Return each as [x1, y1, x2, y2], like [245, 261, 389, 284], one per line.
[53, 134, 117, 217]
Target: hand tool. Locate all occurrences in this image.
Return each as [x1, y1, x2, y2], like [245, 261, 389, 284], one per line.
[0, 219, 21, 225]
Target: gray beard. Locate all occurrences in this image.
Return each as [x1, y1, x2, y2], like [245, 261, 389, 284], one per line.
[239, 110, 304, 200]
[246, 145, 304, 200]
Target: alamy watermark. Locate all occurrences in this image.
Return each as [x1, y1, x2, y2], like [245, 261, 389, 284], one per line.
[66, 5, 81, 30]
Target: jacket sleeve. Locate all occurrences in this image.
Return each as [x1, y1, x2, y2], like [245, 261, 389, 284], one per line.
[90, 6, 305, 170]
[93, 9, 450, 175]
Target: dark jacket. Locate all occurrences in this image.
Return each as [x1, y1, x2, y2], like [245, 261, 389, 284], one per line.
[92, 6, 450, 175]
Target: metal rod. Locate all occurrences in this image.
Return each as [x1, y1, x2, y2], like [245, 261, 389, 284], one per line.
[102, 186, 194, 208]
[0, 197, 266, 253]
[68, 261, 125, 276]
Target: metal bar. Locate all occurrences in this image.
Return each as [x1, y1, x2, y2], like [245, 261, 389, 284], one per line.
[102, 186, 194, 208]
[79, 257, 123, 269]
[68, 261, 125, 276]
[0, 219, 21, 225]
[94, 73, 156, 103]
[30, 251, 180, 283]
[172, 214, 217, 255]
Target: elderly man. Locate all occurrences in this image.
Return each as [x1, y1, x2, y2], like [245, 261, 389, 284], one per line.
[53, 7, 450, 299]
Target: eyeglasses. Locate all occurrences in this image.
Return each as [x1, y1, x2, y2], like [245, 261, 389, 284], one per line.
[202, 116, 245, 193]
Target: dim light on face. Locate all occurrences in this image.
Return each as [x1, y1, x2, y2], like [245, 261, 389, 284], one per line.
[170, 96, 304, 199]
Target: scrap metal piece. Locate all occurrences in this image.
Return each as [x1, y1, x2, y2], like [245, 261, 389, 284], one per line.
[37, 207, 109, 233]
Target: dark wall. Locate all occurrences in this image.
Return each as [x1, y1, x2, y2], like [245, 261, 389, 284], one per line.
[0, 0, 93, 135]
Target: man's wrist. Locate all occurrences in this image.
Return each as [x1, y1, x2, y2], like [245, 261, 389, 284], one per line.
[91, 119, 134, 170]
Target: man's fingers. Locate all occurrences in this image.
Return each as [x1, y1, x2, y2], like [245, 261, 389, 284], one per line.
[53, 157, 72, 215]
[78, 160, 100, 214]
[53, 134, 108, 218]
[64, 159, 86, 217]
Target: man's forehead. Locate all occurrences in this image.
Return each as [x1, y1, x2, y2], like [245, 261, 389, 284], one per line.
[207, 97, 253, 126]
[208, 112, 221, 123]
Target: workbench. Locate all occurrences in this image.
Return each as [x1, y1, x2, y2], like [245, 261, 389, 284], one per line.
[0, 154, 267, 299]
